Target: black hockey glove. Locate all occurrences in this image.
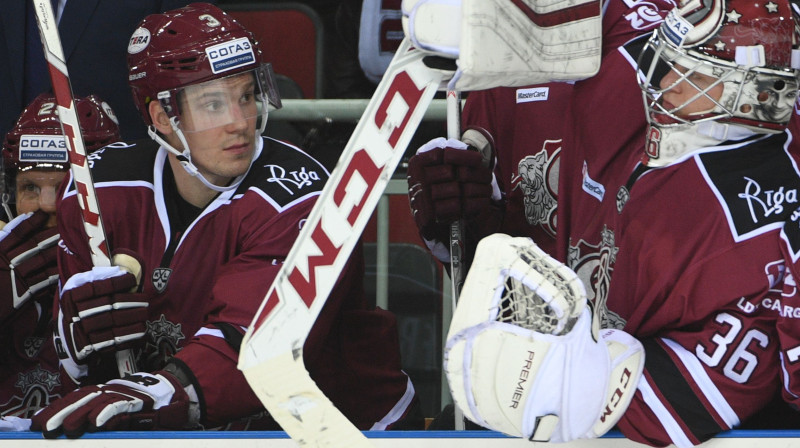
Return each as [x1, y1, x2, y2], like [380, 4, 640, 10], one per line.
[407, 137, 496, 242]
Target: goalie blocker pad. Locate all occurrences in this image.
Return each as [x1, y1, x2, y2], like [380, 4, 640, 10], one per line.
[444, 234, 644, 442]
[402, 0, 602, 91]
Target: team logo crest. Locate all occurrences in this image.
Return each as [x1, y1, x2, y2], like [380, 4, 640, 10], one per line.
[568, 226, 625, 330]
[144, 315, 185, 371]
[152, 268, 173, 293]
[23, 336, 45, 359]
[0, 366, 61, 418]
[616, 186, 630, 213]
[512, 143, 560, 238]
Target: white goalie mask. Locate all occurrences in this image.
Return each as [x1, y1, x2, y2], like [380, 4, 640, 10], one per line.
[636, 0, 800, 163]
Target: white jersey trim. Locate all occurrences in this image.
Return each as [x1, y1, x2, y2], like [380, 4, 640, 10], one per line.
[638, 375, 694, 448]
[368, 374, 416, 430]
[780, 352, 800, 399]
[193, 325, 248, 339]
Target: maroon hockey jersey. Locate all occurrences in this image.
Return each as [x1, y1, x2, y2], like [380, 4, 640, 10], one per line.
[0, 305, 64, 418]
[461, 83, 573, 256]
[53, 137, 416, 430]
[547, 0, 800, 445]
[602, 133, 800, 446]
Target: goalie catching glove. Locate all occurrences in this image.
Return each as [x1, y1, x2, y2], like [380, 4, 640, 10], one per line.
[31, 370, 196, 438]
[0, 210, 59, 326]
[444, 234, 644, 442]
[55, 250, 149, 383]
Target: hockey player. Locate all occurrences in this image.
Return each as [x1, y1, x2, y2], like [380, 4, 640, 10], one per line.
[446, 0, 800, 446]
[0, 93, 120, 420]
[30, 3, 419, 436]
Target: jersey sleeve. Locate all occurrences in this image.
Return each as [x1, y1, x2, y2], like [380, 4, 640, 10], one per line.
[172, 195, 413, 429]
[777, 212, 800, 409]
[172, 196, 315, 427]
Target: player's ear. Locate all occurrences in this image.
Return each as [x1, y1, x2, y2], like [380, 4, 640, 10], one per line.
[149, 101, 173, 135]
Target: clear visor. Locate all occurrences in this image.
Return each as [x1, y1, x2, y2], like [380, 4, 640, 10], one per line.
[157, 63, 281, 134]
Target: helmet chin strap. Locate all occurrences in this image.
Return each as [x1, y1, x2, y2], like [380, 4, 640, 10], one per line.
[147, 118, 249, 193]
[1, 192, 14, 221]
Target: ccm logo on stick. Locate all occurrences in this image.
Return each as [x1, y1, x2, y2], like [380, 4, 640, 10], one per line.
[254, 68, 428, 326]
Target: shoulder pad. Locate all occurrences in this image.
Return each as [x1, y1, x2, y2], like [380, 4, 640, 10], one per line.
[85, 140, 158, 184]
[242, 138, 330, 209]
[699, 134, 800, 241]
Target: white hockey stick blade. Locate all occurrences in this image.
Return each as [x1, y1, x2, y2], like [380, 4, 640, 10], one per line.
[239, 38, 443, 446]
[32, 0, 137, 377]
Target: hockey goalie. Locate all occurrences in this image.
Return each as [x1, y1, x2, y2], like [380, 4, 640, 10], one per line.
[416, 0, 800, 446]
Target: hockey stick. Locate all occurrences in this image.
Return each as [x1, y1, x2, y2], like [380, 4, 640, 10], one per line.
[239, 38, 443, 447]
[31, 0, 136, 377]
[445, 89, 466, 431]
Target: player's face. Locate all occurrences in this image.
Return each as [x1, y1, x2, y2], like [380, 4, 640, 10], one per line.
[178, 73, 259, 185]
[15, 170, 66, 228]
[659, 64, 724, 118]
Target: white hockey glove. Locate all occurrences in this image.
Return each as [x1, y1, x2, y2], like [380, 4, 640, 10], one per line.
[31, 371, 197, 438]
[445, 234, 644, 442]
[402, 0, 602, 91]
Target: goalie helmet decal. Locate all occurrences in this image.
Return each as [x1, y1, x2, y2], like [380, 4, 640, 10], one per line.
[127, 2, 280, 127]
[638, 0, 800, 134]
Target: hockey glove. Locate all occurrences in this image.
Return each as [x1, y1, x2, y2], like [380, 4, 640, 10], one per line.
[0, 210, 59, 326]
[408, 136, 499, 241]
[31, 371, 193, 438]
[56, 250, 149, 381]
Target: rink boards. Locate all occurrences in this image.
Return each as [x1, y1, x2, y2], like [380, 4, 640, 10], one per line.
[3, 430, 800, 447]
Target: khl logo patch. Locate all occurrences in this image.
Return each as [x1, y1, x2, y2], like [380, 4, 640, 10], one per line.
[152, 268, 173, 293]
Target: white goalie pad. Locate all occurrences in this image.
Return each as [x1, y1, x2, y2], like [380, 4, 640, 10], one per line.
[444, 234, 644, 442]
[402, 0, 602, 91]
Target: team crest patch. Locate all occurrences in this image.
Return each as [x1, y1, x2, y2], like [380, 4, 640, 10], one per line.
[23, 336, 45, 359]
[513, 144, 560, 237]
[152, 268, 173, 293]
[567, 226, 625, 330]
[616, 186, 630, 214]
